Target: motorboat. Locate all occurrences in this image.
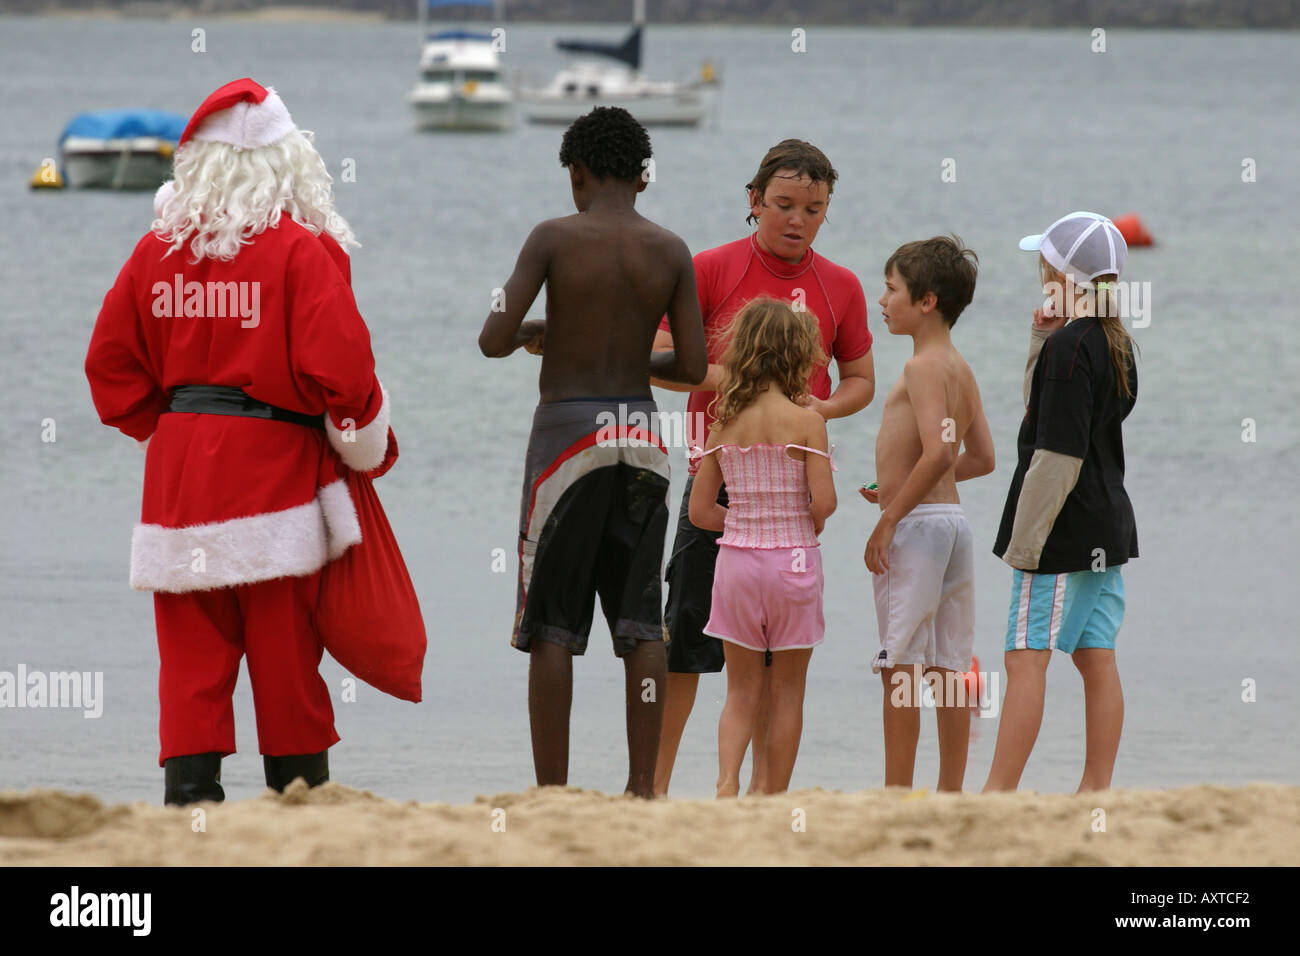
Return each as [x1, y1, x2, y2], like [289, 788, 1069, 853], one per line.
[409, 0, 514, 131]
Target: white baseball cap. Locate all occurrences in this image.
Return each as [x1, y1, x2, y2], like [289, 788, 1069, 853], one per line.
[1019, 211, 1127, 286]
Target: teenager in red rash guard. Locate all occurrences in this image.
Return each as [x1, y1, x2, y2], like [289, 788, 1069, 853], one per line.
[650, 140, 875, 794]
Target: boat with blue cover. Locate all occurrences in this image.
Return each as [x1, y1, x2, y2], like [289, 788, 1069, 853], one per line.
[51, 109, 186, 190]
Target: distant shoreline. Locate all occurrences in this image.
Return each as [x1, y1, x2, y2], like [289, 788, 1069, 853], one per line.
[4, 3, 1299, 29]
[11, 6, 387, 21]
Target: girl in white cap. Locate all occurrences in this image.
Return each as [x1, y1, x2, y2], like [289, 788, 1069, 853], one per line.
[984, 212, 1139, 793]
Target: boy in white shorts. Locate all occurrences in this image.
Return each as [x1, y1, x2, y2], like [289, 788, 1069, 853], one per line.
[862, 236, 995, 791]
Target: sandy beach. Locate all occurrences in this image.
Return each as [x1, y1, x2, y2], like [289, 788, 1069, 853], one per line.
[2, 782, 1296, 866]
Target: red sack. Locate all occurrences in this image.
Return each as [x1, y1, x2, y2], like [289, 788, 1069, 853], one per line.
[317, 430, 426, 702]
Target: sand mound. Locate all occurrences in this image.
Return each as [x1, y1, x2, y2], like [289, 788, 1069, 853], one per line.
[0, 790, 126, 839]
[1, 782, 1296, 866]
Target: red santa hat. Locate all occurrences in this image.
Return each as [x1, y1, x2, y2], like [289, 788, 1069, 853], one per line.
[179, 78, 295, 149]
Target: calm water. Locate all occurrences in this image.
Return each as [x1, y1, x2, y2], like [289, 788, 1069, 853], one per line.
[1, 18, 1297, 804]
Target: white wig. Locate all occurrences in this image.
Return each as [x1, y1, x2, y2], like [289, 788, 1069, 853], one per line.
[153, 128, 358, 262]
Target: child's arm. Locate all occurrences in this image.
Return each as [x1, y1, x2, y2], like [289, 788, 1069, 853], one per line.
[807, 350, 875, 421]
[650, 329, 726, 392]
[687, 435, 727, 532]
[1002, 339, 1091, 570]
[955, 392, 995, 481]
[1001, 451, 1082, 569]
[803, 412, 837, 536]
[649, 239, 708, 386]
[478, 222, 551, 358]
[864, 357, 952, 573]
[1023, 307, 1064, 406]
[804, 280, 875, 420]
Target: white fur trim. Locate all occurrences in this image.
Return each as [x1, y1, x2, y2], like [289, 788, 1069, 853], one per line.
[191, 88, 294, 150]
[318, 477, 362, 561]
[137, 435, 151, 452]
[153, 180, 175, 217]
[325, 384, 390, 473]
[129, 479, 361, 593]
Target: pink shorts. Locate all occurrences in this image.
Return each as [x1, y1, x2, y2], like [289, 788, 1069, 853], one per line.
[704, 545, 824, 654]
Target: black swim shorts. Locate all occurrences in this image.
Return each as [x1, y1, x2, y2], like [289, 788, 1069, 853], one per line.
[664, 476, 729, 674]
[513, 397, 670, 657]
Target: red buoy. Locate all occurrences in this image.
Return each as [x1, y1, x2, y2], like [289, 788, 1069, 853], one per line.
[963, 655, 982, 705]
[1112, 212, 1153, 247]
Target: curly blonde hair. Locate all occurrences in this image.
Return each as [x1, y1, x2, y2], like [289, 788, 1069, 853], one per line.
[154, 128, 357, 263]
[709, 297, 827, 430]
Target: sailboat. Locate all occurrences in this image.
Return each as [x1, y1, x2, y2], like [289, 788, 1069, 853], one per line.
[409, 0, 515, 131]
[519, 0, 717, 127]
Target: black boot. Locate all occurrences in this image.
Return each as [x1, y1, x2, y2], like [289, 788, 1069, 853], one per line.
[263, 751, 329, 793]
[163, 752, 225, 806]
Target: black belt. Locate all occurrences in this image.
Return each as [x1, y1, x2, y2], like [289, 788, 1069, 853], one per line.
[166, 386, 324, 430]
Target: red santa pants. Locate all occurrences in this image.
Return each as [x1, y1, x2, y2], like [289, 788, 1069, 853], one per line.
[153, 571, 340, 766]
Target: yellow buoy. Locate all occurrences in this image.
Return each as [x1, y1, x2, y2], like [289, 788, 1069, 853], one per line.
[30, 158, 64, 189]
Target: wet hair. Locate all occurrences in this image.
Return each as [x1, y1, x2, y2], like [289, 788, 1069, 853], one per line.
[709, 297, 827, 429]
[745, 140, 837, 225]
[1038, 257, 1139, 400]
[884, 235, 979, 328]
[558, 106, 652, 182]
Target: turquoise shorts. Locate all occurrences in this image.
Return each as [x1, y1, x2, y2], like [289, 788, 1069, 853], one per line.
[1003, 567, 1125, 653]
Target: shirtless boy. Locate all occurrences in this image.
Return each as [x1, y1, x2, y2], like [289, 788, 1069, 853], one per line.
[478, 107, 707, 797]
[862, 236, 995, 791]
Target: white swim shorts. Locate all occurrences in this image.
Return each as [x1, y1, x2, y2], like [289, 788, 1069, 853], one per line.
[870, 504, 975, 674]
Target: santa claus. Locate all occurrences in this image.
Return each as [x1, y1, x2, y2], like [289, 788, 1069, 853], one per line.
[85, 78, 391, 806]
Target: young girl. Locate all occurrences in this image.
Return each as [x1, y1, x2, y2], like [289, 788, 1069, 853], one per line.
[688, 297, 838, 797]
[984, 212, 1139, 793]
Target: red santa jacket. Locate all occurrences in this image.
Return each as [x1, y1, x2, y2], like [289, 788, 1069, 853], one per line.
[85, 218, 390, 593]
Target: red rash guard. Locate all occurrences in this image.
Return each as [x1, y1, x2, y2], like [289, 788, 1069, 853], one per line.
[659, 234, 873, 473]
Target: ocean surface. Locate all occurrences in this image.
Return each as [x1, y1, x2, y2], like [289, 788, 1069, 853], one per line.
[1, 18, 1297, 804]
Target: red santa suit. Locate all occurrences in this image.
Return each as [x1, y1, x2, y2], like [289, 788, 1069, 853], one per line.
[84, 80, 390, 767]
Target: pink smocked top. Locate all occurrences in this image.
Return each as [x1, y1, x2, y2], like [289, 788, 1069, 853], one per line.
[694, 443, 837, 549]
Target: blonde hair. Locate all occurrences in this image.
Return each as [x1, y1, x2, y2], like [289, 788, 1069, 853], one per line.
[154, 128, 358, 263]
[709, 297, 827, 429]
[1039, 257, 1138, 400]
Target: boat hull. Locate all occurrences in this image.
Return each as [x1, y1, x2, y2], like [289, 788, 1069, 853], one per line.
[410, 93, 515, 132]
[520, 89, 713, 126]
[61, 137, 173, 190]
